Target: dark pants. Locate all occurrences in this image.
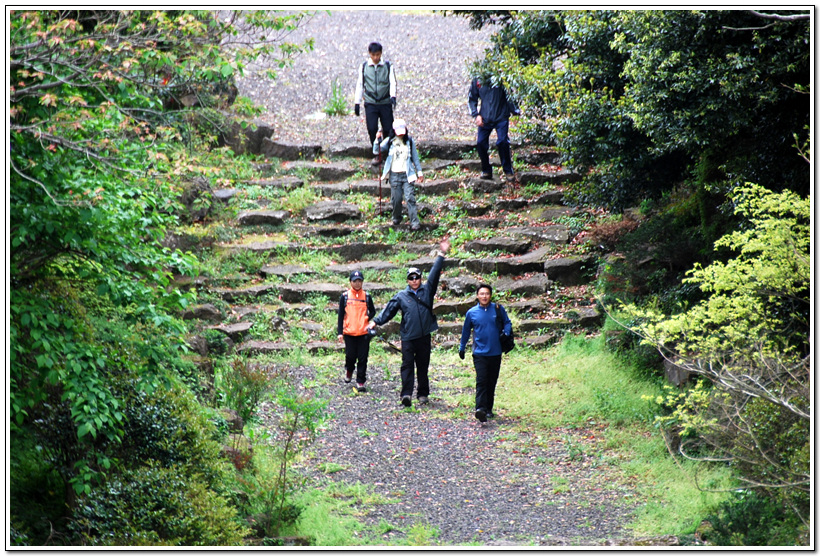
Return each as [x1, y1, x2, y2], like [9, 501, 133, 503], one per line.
[344, 334, 371, 384]
[400, 334, 431, 399]
[473, 354, 502, 413]
[476, 118, 513, 177]
[365, 102, 394, 146]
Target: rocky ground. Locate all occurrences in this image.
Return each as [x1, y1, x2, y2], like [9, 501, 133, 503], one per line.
[236, 10, 494, 145]
[259, 362, 641, 546]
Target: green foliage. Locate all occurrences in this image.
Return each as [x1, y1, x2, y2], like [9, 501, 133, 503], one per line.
[624, 184, 810, 528]
[70, 464, 249, 546]
[324, 77, 349, 116]
[459, 10, 810, 209]
[219, 357, 275, 423]
[705, 490, 806, 546]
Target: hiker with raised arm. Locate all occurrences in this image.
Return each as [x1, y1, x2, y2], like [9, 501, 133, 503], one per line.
[374, 118, 424, 231]
[468, 74, 521, 184]
[459, 284, 513, 422]
[337, 270, 377, 393]
[354, 41, 397, 162]
[368, 239, 450, 408]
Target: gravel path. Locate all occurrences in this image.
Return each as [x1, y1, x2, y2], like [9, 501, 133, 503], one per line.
[259, 362, 640, 546]
[236, 10, 494, 145]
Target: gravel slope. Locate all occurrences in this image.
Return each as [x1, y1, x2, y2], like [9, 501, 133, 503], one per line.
[236, 10, 494, 145]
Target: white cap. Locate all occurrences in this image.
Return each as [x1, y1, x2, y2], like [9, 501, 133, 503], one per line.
[393, 119, 407, 135]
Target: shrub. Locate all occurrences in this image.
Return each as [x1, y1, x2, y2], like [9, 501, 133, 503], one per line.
[219, 357, 274, 423]
[705, 490, 806, 546]
[71, 464, 249, 546]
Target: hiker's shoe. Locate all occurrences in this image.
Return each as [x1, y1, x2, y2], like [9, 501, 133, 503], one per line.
[487, 411, 495, 419]
[356, 383, 367, 393]
[418, 396, 429, 405]
[480, 173, 493, 180]
[371, 156, 381, 166]
[410, 224, 421, 232]
[505, 173, 519, 184]
[344, 370, 353, 383]
[401, 395, 412, 407]
[475, 408, 488, 422]
[392, 220, 401, 227]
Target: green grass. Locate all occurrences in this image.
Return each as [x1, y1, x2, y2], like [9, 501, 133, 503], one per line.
[492, 333, 732, 537]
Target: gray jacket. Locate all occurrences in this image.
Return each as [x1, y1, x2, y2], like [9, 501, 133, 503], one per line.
[373, 255, 444, 341]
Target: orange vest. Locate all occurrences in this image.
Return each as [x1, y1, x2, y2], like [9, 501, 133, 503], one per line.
[343, 288, 371, 336]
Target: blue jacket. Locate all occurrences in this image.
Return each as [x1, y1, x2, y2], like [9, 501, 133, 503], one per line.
[468, 78, 520, 126]
[459, 302, 513, 357]
[373, 135, 423, 183]
[373, 255, 444, 341]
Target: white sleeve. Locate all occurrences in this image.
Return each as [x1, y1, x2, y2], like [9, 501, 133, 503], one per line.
[354, 64, 364, 105]
[389, 63, 397, 98]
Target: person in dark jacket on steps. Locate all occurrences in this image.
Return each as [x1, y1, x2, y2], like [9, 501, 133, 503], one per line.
[458, 284, 512, 422]
[354, 41, 397, 156]
[368, 239, 450, 407]
[337, 270, 377, 392]
[468, 76, 521, 183]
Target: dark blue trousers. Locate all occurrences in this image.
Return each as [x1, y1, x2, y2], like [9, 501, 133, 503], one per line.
[476, 118, 513, 176]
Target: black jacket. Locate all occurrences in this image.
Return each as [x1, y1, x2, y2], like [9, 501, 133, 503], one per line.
[468, 78, 520, 126]
[373, 255, 445, 341]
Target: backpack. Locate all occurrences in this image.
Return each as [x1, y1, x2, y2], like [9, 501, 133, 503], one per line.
[495, 303, 515, 354]
[362, 61, 392, 103]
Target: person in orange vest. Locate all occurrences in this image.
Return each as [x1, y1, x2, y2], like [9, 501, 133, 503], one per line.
[337, 270, 377, 392]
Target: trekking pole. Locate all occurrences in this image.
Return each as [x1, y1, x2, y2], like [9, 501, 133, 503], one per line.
[377, 133, 383, 216]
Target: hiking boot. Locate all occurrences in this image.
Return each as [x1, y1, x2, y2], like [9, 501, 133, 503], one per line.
[418, 396, 429, 405]
[505, 173, 519, 184]
[475, 408, 488, 422]
[487, 411, 495, 419]
[356, 383, 367, 393]
[401, 395, 412, 407]
[480, 173, 493, 180]
[410, 224, 421, 232]
[344, 370, 353, 383]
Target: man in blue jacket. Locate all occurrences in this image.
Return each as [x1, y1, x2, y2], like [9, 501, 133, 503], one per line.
[459, 284, 513, 422]
[368, 239, 450, 407]
[468, 76, 521, 183]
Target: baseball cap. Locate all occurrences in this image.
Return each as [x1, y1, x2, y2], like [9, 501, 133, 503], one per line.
[350, 270, 364, 281]
[393, 119, 407, 135]
[406, 267, 422, 279]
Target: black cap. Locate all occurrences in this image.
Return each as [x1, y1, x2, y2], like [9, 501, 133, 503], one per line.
[350, 270, 364, 281]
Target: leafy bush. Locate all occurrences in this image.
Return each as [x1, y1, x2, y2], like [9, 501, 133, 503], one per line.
[219, 357, 275, 423]
[705, 490, 806, 546]
[71, 464, 249, 546]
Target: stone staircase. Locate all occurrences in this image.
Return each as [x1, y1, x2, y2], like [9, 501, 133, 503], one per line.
[175, 139, 603, 359]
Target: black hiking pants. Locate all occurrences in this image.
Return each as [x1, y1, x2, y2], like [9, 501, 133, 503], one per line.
[343, 334, 371, 384]
[400, 334, 431, 399]
[365, 102, 394, 146]
[473, 354, 502, 414]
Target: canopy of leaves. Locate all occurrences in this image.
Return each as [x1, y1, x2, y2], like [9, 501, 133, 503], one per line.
[456, 9, 810, 210]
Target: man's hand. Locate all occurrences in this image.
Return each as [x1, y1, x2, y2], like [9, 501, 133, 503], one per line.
[366, 322, 376, 331]
[337, 334, 344, 343]
[440, 239, 450, 254]
[475, 115, 484, 127]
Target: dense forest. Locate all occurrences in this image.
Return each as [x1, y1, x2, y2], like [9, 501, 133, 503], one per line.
[8, 9, 811, 546]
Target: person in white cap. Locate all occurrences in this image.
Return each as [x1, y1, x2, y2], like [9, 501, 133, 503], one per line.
[373, 118, 424, 231]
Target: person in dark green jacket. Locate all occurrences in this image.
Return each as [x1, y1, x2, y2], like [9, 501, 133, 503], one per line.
[368, 239, 450, 407]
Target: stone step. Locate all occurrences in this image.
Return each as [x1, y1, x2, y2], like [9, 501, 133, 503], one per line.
[259, 264, 317, 279]
[304, 200, 362, 223]
[237, 209, 290, 227]
[315, 178, 460, 198]
[464, 237, 531, 256]
[277, 282, 394, 303]
[325, 260, 399, 276]
[284, 160, 359, 182]
[244, 176, 304, 190]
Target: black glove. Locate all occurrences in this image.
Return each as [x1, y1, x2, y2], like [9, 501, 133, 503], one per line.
[458, 349, 465, 360]
[391, 97, 397, 108]
[354, 104, 360, 116]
